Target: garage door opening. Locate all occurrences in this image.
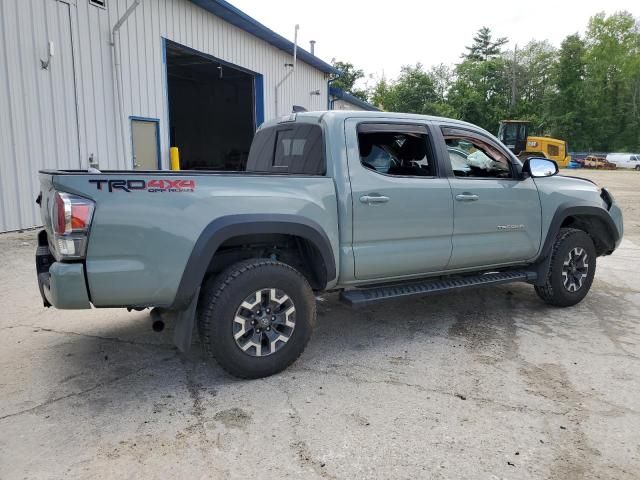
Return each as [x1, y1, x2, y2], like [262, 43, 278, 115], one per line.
[166, 41, 258, 170]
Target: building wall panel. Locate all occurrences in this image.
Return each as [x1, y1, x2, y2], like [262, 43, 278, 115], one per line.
[0, 0, 330, 231]
[0, 0, 80, 231]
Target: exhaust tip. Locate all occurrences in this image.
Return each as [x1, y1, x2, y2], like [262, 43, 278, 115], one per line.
[150, 307, 165, 332]
[152, 320, 165, 332]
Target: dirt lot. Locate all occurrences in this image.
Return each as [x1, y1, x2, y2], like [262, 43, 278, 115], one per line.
[1, 170, 639, 479]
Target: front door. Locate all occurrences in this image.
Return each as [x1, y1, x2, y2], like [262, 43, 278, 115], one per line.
[440, 126, 542, 269]
[346, 120, 454, 280]
[131, 119, 159, 170]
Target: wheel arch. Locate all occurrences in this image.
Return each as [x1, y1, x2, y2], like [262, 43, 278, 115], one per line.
[532, 204, 619, 285]
[170, 214, 336, 310]
[542, 205, 619, 257]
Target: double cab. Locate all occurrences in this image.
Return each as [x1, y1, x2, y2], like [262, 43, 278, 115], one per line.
[36, 111, 623, 378]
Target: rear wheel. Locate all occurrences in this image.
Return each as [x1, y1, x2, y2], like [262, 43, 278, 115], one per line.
[197, 259, 315, 379]
[535, 228, 596, 307]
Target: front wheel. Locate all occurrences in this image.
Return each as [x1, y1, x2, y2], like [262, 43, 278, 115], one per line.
[535, 228, 596, 307]
[197, 259, 316, 379]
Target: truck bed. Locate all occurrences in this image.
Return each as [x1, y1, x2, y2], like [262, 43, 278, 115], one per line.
[39, 169, 339, 308]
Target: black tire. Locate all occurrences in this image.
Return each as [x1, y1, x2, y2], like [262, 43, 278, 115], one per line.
[535, 228, 596, 307]
[197, 259, 316, 379]
[635, 165, 640, 171]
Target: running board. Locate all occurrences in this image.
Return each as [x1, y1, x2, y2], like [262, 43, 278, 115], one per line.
[340, 270, 537, 308]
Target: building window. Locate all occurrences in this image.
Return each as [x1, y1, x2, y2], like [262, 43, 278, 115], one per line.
[89, 0, 106, 9]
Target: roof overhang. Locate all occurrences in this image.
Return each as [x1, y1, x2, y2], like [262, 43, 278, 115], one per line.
[329, 86, 380, 111]
[189, 0, 340, 75]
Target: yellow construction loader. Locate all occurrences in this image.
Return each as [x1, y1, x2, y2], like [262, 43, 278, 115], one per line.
[498, 120, 571, 167]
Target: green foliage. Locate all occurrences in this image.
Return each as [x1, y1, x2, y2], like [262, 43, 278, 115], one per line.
[331, 60, 368, 101]
[448, 56, 511, 131]
[375, 64, 439, 114]
[548, 34, 588, 148]
[463, 26, 508, 62]
[365, 19, 640, 151]
[582, 12, 640, 151]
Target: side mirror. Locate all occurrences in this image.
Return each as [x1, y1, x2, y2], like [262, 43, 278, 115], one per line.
[522, 157, 558, 178]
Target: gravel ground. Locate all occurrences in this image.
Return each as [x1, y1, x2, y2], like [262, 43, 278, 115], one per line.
[1, 170, 639, 479]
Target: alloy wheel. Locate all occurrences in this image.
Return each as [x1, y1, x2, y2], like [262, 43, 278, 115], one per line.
[233, 288, 296, 357]
[562, 247, 589, 292]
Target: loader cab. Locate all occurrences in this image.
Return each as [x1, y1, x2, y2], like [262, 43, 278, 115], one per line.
[498, 120, 529, 155]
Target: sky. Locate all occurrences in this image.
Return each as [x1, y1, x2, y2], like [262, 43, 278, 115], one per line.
[229, 0, 638, 86]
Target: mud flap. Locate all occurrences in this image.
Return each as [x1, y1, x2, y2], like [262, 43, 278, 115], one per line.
[531, 255, 552, 286]
[172, 287, 200, 352]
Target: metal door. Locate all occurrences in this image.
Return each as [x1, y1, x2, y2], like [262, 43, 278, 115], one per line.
[345, 119, 454, 281]
[0, 0, 80, 231]
[439, 126, 542, 269]
[131, 119, 160, 170]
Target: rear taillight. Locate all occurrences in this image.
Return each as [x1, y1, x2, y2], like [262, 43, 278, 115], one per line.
[51, 192, 95, 259]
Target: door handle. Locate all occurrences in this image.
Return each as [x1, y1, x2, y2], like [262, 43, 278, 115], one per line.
[360, 194, 390, 204]
[455, 193, 479, 202]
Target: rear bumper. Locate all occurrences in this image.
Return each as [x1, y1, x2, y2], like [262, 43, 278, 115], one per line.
[36, 231, 91, 309]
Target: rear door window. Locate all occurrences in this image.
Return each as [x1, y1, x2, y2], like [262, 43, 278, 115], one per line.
[357, 124, 436, 177]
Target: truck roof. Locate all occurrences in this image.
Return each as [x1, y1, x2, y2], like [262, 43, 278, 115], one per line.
[261, 110, 482, 132]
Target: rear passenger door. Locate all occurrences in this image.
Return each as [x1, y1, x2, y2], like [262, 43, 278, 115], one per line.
[437, 126, 542, 269]
[346, 120, 454, 280]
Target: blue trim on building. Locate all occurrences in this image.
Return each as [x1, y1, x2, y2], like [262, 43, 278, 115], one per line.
[161, 37, 170, 169]
[329, 86, 379, 111]
[254, 74, 264, 128]
[166, 39, 260, 77]
[164, 39, 262, 134]
[189, 0, 340, 75]
[129, 116, 162, 170]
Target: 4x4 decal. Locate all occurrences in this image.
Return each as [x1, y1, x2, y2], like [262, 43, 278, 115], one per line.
[89, 179, 196, 193]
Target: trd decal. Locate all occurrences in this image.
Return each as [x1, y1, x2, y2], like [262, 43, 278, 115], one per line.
[89, 179, 196, 193]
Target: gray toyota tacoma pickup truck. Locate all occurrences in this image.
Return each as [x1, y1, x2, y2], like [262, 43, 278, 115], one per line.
[36, 111, 623, 378]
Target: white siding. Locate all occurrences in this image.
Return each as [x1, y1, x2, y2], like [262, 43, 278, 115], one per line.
[0, 0, 82, 231]
[332, 98, 368, 111]
[106, 0, 328, 169]
[0, 0, 329, 231]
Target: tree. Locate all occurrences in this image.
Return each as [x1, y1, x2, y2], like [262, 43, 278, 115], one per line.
[429, 63, 453, 103]
[365, 16, 640, 152]
[583, 12, 640, 151]
[447, 28, 512, 130]
[448, 56, 511, 131]
[463, 26, 508, 62]
[331, 60, 368, 101]
[510, 40, 558, 129]
[369, 64, 440, 115]
[370, 75, 391, 110]
[548, 34, 588, 149]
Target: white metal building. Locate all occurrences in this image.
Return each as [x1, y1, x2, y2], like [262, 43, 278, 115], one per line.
[0, 0, 338, 232]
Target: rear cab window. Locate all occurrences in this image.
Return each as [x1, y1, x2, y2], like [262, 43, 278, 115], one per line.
[246, 123, 325, 175]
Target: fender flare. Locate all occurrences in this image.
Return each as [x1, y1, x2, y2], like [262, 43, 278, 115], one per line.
[170, 214, 337, 310]
[532, 203, 619, 284]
